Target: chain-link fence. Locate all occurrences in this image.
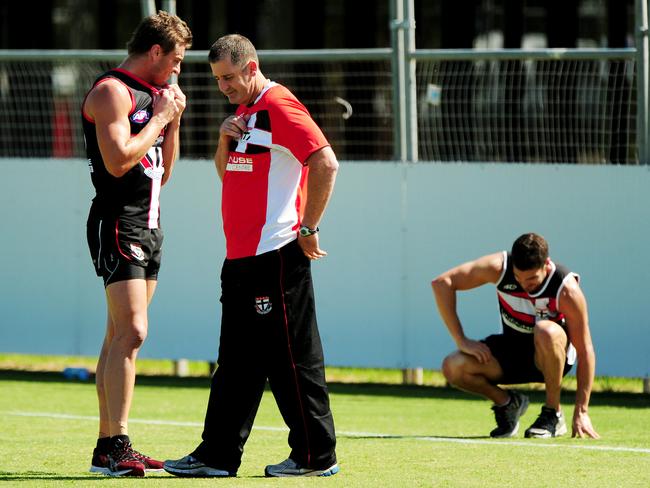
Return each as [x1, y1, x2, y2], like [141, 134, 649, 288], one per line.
[416, 55, 636, 163]
[0, 50, 394, 161]
[0, 48, 639, 163]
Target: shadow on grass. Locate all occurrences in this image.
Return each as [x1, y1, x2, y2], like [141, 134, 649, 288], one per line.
[0, 471, 278, 481]
[0, 471, 107, 482]
[2, 370, 648, 409]
[329, 383, 650, 410]
[343, 434, 490, 440]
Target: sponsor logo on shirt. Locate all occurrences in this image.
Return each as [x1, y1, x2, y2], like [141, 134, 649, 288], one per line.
[503, 284, 517, 290]
[255, 296, 272, 315]
[501, 312, 534, 333]
[226, 154, 254, 172]
[131, 109, 150, 123]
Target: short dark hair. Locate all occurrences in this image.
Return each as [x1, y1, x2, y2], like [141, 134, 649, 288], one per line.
[511, 233, 549, 270]
[208, 34, 258, 66]
[127, 10, 193, 55]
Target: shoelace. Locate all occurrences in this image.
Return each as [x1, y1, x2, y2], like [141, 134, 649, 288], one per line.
[111, 442, 141, 463]
[131, 449, 156, 464]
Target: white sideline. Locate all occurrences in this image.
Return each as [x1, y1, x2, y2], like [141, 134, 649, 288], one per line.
[6, 411, 650, 455]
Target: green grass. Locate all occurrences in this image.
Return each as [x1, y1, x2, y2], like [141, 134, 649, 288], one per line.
[1, 365, 650, 487]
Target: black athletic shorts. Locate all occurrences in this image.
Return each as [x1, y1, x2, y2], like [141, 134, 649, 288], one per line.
[87, 214, 163, 287]
[482, 333, 573, 384]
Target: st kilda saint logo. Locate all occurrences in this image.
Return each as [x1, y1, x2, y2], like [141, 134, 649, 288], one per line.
[255, 296, 272, 315]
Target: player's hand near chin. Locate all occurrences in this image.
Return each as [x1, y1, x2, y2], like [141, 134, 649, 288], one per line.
[166, 83, 186, 102]
[165, 84, 187, 121]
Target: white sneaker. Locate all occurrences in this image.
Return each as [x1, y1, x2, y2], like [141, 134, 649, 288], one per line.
[264, 458, 339, 477]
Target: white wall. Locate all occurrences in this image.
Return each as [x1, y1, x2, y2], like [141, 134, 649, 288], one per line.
[1, 159, 648, 377]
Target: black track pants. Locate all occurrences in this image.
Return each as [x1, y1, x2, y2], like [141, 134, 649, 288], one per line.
[192, 239, 337, 473]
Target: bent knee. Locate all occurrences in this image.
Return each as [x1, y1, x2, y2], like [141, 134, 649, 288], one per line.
[442, 353, 466, 383]
[534, 321, 567, 348]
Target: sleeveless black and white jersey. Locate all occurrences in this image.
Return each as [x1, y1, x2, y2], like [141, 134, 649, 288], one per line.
[495, 251, 580, 336]
[82, 68, 165, 229]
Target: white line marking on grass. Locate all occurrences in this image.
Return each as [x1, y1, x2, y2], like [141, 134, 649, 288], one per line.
[411, 436, 650, 454]
[6, 411, 650, 455]
[6, 412, 204, 427]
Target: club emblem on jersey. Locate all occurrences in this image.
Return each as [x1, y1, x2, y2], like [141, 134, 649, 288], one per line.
[129, 243, 145, 261]
[144, 165, 164, 180]
[534, 298, 551, 319]
[233, 111, 272, 154]
[255, 296, 272, 315]
[140, 148, 164, 180]
[131, 109, 150, 123]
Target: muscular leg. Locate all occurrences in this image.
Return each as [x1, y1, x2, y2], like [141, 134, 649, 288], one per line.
[96, 279, 157, 437]
[96, 310, 114, 438]
[442, 351, 509, 405]
[533, 320, 568, 412]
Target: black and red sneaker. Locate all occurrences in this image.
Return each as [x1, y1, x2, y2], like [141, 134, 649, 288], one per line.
[90, 440, 163, 474]
[132, 448, 164, 472]
[89, 447, 110, 474]
[106, 437, 145, 477]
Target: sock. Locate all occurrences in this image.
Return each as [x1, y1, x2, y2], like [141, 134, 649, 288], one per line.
[110, 434, 131, 450]
[96, 436, 111, 453]
[494, 392, 512, 408]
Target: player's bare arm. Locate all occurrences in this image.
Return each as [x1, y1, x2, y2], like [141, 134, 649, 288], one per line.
[431, 252, 504, 364]
[160, 84, 186, 185]
[297, 146, 339, 261]
[214, 114, 250, 180]
[86, 79, 180, 177]
[558, 278, 600, 439]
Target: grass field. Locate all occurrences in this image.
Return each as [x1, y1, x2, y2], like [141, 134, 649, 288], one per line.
[1, 361, 650, 487]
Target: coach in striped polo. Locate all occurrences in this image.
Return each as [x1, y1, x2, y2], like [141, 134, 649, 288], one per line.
[432, 233, 599, 440]
[164, 34, 339, 478]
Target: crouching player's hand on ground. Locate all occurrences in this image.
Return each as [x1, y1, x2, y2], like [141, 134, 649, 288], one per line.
[572, 410, 600, 439]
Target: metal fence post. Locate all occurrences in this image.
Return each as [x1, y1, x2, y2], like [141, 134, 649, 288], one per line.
[162, 0, 177, 15]
[404, 0, 418, 163]
[140, 0, 156, 18]
[636, 0, 649, 164]
[390, 0, 407, 162]
[390, 0, 417, 163]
